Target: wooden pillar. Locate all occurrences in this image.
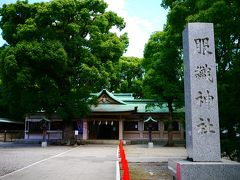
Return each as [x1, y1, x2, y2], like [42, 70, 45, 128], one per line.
[4, 130, 7, 142]
[25, 116, 30, 140]
[119, 119, 123, 140]
[160, 121, 164, 138]
[83, 119, 88, 140]
[158, 121, 161, 139]
[28, 121, 30, 139]
[138, 121, 144, 139]
[180, 123, 184, 139]
[24, 116, 28, 140]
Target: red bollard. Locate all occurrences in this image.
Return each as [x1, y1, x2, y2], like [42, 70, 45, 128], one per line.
[122, 159, 130, 180]
[119, 139, 130, 180]
[122, 158, 126, 169]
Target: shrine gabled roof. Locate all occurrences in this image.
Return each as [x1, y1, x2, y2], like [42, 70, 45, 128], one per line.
[144, 116, 158, 122]
[91, 89, 136, 112]
[90, 89, 172, 113]
[93, 89, 127, 105]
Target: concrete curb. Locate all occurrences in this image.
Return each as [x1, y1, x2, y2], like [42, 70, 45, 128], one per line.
[116, 145, 120, 180]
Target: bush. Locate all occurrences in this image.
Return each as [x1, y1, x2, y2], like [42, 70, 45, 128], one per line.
[221, 139, 240, 162]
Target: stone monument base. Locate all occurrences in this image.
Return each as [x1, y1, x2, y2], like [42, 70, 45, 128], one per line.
[148, 142, 153, 148]
[41, 141, 47, 147]
[168, 159, 240, 180]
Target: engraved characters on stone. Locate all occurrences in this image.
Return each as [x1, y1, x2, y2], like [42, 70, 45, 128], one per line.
[194, 36, 216, 136]
[194, 37, 213, 55]
[194, 64, 213, 83]
[195, 90, 214, 108]
[197, 117, 216, 135]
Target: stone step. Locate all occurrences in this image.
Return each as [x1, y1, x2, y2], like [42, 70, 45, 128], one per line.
[14, 139, 42, 144]
[80, 139, 120, 145]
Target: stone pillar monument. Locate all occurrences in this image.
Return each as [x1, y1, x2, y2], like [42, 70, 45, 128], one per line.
[168, 23, 240, 180]
[183, 23, 220, 161]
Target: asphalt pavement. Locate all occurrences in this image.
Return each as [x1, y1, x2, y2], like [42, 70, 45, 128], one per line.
[0, 144, 117, 180]
[125, 144, 187, 162]
[0, 142, 187, 180]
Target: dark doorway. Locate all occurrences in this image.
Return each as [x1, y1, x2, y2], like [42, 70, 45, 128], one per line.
[89, 121, 119, 139]
[98, 124, 112, 139]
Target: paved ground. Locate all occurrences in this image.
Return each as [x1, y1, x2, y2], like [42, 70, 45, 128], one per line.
[125, 144, 187, 162]
[0, 143, 187, 180]
[124, 144, 187, 180]
[0, 143, 117, 180]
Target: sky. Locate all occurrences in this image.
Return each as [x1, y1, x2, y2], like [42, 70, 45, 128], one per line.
[0, 0, 168, 58]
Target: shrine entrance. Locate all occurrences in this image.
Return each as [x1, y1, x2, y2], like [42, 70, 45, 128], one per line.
[89, 121, 119, 139]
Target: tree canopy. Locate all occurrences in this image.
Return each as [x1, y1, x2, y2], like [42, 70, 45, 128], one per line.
[143, 27, 184, 146]
[161, 0, 240, 159]
[143, 30, 183, 103]
[0, 0, 128, 120]
[109, 56, 144, 98]
[143, 0, 240, 148]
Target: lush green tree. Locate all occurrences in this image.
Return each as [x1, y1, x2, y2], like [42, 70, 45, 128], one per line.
[0, 0, 128, 140]
[161, 0, 240, 159]
[0, 47, 11, 118]
[143, 29, 184, 146]
[111, 56, 144, 98]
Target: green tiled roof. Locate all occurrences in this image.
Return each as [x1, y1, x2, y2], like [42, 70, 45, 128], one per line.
[0, 118, 24, 124]
[93, 89, 127, 105]
[91, 104, 136, 112]
[113, 93, 134, 101]
[91, 89, 171, 113]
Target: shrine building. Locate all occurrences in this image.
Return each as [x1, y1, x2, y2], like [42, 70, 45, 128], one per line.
[24, 89, 184, 143]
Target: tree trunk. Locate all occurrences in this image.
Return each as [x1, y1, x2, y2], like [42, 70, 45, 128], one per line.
[63, 120, 74, 145]
[166, 101, 174, 146]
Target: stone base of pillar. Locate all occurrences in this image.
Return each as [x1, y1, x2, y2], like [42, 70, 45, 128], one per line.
[168, 159, 240, 180]
[148, 142, 153, 148]
[41, 141, 47, 147]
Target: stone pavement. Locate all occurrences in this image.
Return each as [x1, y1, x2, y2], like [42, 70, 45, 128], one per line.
[124, 144, 187, 162]
[0, 144, 117, 180]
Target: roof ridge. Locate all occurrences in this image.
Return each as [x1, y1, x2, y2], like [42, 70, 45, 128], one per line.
[98, 89, 127, 105]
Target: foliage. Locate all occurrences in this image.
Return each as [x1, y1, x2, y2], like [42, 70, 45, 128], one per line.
[143, 27, 184, 146]
[143, 30, 183, 103]
[161, 0, 240, 157]
[110, 56, 144, 98]
[0, 0, 128, 120]
[221, 139, 240, 162]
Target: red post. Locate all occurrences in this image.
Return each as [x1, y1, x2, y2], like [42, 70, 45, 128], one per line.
[119, 140, 130, 180]
[176, 163, 181, 180]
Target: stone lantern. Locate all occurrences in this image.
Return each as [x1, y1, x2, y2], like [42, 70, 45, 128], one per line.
[144, 116, 157, 148]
